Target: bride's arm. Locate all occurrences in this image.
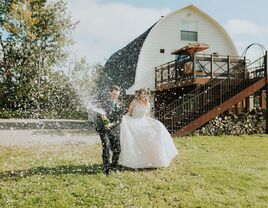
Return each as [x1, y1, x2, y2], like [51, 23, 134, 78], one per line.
[146, 103, 151, 117]
[127, 99, 136, 116]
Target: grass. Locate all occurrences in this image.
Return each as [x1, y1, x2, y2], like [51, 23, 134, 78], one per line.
[0, 135, 267, 207]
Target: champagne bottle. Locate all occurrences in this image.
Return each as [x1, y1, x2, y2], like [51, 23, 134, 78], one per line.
[101, 115, 110, 128]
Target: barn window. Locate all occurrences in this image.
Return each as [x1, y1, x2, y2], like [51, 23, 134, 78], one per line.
[181, 30, 198, 41]
[180, 20, 198, 42]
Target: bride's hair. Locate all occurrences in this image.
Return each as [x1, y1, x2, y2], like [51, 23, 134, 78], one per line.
[135, 88, 150, 101]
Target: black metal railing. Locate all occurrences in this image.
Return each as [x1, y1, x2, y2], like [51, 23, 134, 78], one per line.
[156, 57, 246, 123]
[159, 55, 266, 133]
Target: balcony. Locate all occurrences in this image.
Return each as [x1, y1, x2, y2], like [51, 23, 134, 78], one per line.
[155, 43, 246, 91]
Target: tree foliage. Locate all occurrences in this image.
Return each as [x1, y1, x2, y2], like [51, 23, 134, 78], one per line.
[0, 0, 84, 119]
[70, 57, 103, 111]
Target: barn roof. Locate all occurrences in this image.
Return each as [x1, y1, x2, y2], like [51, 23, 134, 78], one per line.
[101, 23, 157, 91]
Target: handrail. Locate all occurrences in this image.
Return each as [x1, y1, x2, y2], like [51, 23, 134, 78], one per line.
[159, 54, 266, 134]
[156, 56, 246, 121]
[170, 56, 264, 114]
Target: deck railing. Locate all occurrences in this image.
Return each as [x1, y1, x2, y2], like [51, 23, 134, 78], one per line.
[155, 54, 245, 87]
[156, 54, 266, 134]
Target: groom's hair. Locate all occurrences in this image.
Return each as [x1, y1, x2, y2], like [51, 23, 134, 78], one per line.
[110, 85, 120, 92]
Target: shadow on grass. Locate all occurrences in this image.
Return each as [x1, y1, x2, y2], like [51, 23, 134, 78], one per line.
[0, 164, 103, 180]
[120, 166, 158, 172]
[0, 164, 159, 180]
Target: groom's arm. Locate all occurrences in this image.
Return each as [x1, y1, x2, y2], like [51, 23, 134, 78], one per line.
[94, 113, 105, 132]
[109, 103, 125, 128]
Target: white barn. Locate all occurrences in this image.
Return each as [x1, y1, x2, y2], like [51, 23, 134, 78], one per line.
[102, 4, 238, 96]
[100, 4, 268, 136]
[127, 4, 238, 94]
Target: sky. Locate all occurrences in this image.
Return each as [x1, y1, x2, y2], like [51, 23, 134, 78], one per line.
[67, 0, 268, 66]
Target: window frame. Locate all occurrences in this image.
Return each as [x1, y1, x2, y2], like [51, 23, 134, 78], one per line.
[180, 30, 198, 42]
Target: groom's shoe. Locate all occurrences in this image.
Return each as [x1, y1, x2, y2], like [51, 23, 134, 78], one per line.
[104, 168, 110, 175]
[103, 166, 110, 175]
[110, 163, 120, 172]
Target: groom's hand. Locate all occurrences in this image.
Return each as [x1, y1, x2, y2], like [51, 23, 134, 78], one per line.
[106, 122, 117, 129]
[105, 123, 111, 129]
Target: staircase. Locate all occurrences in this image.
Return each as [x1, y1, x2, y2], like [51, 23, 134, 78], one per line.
[157, 53, 268, 136]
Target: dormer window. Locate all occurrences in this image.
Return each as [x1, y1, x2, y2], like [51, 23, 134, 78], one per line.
[180, 20, 198, 42]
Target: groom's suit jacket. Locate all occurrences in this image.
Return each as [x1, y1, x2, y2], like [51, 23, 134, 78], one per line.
[95, 99, 125, 136]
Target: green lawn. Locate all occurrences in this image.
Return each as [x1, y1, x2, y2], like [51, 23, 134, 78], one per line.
[0, 135, 268, 207]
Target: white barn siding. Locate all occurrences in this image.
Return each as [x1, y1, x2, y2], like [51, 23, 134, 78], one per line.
[127, 5, 237, 94]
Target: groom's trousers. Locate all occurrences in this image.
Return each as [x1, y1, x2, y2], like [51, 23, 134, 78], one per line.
[99, 130, 121, 172]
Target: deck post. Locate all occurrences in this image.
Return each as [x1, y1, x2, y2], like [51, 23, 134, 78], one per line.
[175, 60, 178, 82]
[167, 64, 170, 82]
[161, 66, 163, 85]
[260, 90, 265, 109]
[244, 56, 247, 79]
[210, 54, 213, 78]
[265, 51, 268, 134]
[192, 53, 196, 78]
[155, 67, 157, 90]
[266, 86, 268, 134]
[227, 55, 230, 78]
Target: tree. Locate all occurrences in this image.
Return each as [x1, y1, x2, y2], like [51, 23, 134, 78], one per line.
[38, 70, 86, 119]
[70, 57, 103, 113]
[0, 0, 80, 118]
[1, 0, 75, 67]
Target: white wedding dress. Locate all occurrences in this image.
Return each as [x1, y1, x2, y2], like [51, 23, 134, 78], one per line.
[119, 103, 178, 168]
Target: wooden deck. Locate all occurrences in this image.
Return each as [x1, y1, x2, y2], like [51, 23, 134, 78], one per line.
[155, 52, 268, 136]
[155, 54, 246, 91]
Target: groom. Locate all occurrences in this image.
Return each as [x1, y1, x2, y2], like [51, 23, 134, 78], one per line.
[95, 85, 125, 175]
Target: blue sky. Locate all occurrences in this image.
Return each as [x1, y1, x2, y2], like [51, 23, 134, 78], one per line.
[67, 0, 268, 65]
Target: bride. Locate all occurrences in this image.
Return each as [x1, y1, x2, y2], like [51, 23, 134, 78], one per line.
[119, 88, 178, 169]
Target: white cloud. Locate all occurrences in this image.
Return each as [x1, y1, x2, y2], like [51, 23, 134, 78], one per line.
[226, 19, 268, 36]
[224, 19, 268, 58]
[67, 0, 171, 64]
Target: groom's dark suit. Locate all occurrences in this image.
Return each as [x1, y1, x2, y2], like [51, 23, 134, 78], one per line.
[95, 99, 125, 174]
